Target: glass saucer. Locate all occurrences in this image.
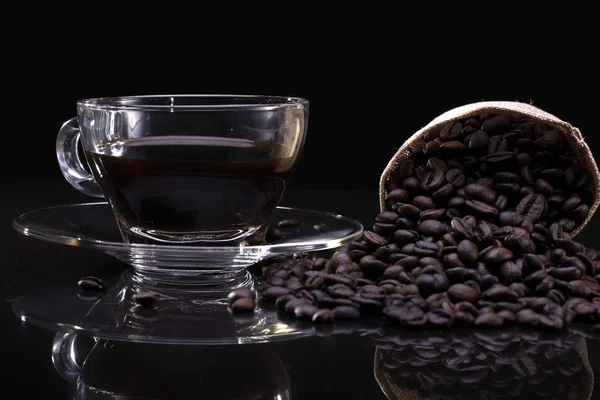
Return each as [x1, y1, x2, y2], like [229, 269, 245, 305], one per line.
[13, 202, 363, 292]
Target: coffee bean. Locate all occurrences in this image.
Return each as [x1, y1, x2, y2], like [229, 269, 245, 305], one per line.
[413, 240, 440, 257]
[498, 211, 524, 227]
[413, 196, 436, 210]
[275, 294, 296, 311]
[294, 304, 319, 320]
[227, 288, 254, 304]
[482, 115, 511, 134]
[394, 229, 419, 244]
[418, 220, 448, 236]
[517, 194, 548, 222]
[376, 211, 400, 223]
[517, 309, 540, 326]
[331, 306, 361, 321]
[483, 247, 514, 265]
[475, 312, 504, 327]
[133, 291, 160, 308]
[432, 183, 454, 202]
[78, 276, 105, 291]
[420, 169, 446, 192]
[394, 203, 422, 219]
[484, 285, 519, 303]
[312, 309, 332, 323]
[464, 200, 499, 220]
[327, 283, 355, 298]
[447, 284, 478, 303]
[420, 208, 447, 221]
[262, 286, 291, 302]
[498, 261, 523, 284]
[446, 169, 466, 187]
[457, 240, 479, 265]
[231, 297, 256, 313]
[388, 188, 411, 203]
[363, 231, 389, 249]
[464, 184, 497, 205]
[416, 273, 449, 293]
[551, 266, 582, 281]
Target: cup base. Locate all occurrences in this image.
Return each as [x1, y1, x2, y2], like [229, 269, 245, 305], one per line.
[124, 267, 254, 299]
[122, 224, 267, 246]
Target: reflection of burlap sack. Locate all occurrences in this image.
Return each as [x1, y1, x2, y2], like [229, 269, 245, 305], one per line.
[373, 331, 594, 400]
[379, 101, 600, 237]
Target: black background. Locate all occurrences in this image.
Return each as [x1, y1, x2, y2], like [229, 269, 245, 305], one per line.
[8, 4, 599, 189]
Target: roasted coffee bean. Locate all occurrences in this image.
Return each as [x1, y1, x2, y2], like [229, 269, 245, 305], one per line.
[388, 188, 410, 203]
[464, 184, 497, 205]
[447, 284, 478, 303]
[305, 275, 325, 290]
[331, 306, 361, 321]
[133, 291, 160, 308]
[311, 309, 332, 323]
[498, 261, 523, 284]
[498, 211, 524, 227]
[484, 285, 519, 303]
[277, 219, 301, 228]
[432, 183, 454, 203]
[546, 289, 565, 305]
[457, 239, 479, 265]
[227, 288, 254, 304]
[445, 168, 467, 188]
[517, 194, 547, 222]
[294, 304, 319, 320]
[551, 266, 582, 281]
[465, 130, 490, 152]
[440, 121, 464, 140]
[421, 169, 446, 192]
[415, 273, 449, 293]
[517, 309, 540, 326]
[464, 200, 499, 220]
[482, 115, 511, 134]
[483, 247, 514, 265]
[418, 220, 448, 236]
[475, 312, 504, 327]
[362, 231, 389, 248]
[427, 308, 454, 328]
[284, 298, 311, 315]
[231, 297, 256, 313]
[262, 286, 292, 302]
[78, 276, 105, 291]
[393, 229, 419, 244]
[420, 208, 447, 221]
[412, 195, 436, 210]
[327, 283, 356, 298]
[275, 294, 296, 311]
[376, 211, 400, 223]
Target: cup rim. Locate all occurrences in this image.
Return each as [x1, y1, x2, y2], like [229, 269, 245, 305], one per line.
[77, 94, 309, 111]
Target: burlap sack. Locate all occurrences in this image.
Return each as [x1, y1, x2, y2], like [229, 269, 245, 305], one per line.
[379, 101, 600, 237]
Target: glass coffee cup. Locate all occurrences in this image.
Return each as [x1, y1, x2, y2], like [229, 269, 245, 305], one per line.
[56, 95, 309, 246]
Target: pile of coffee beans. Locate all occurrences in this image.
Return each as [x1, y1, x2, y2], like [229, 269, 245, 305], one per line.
[373, 331, 590, 400]
[249, 113, 600, 329]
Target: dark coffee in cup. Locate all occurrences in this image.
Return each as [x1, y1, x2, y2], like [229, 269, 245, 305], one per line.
[86, 136, 295, 244]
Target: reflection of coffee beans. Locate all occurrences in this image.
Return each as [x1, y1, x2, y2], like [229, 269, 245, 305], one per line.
[243, 114, 600, 329]
[373, 331, 590, 400]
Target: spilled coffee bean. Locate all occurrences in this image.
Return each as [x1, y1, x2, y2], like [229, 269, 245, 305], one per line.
[133, 291, 160, 308]
[243, 113, 599, 330]
[77, 276, 105, 291]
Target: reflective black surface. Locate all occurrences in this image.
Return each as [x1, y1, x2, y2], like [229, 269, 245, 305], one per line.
[4, 180, 600, 399]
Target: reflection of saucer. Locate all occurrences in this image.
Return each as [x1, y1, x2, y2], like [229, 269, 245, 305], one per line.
[13, 203, 362, 288]
[372, 329, 594, 400]
[52, 333, 291, 400]
[13, 270, 315, 345]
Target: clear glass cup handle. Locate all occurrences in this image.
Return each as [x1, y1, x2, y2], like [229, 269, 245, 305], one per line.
[56, 117, 105, 198]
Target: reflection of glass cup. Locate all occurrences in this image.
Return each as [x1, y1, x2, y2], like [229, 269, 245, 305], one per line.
[56, 95, 308, 245]
[372, 330, 594, 400]
[52, 333, 291, 400]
